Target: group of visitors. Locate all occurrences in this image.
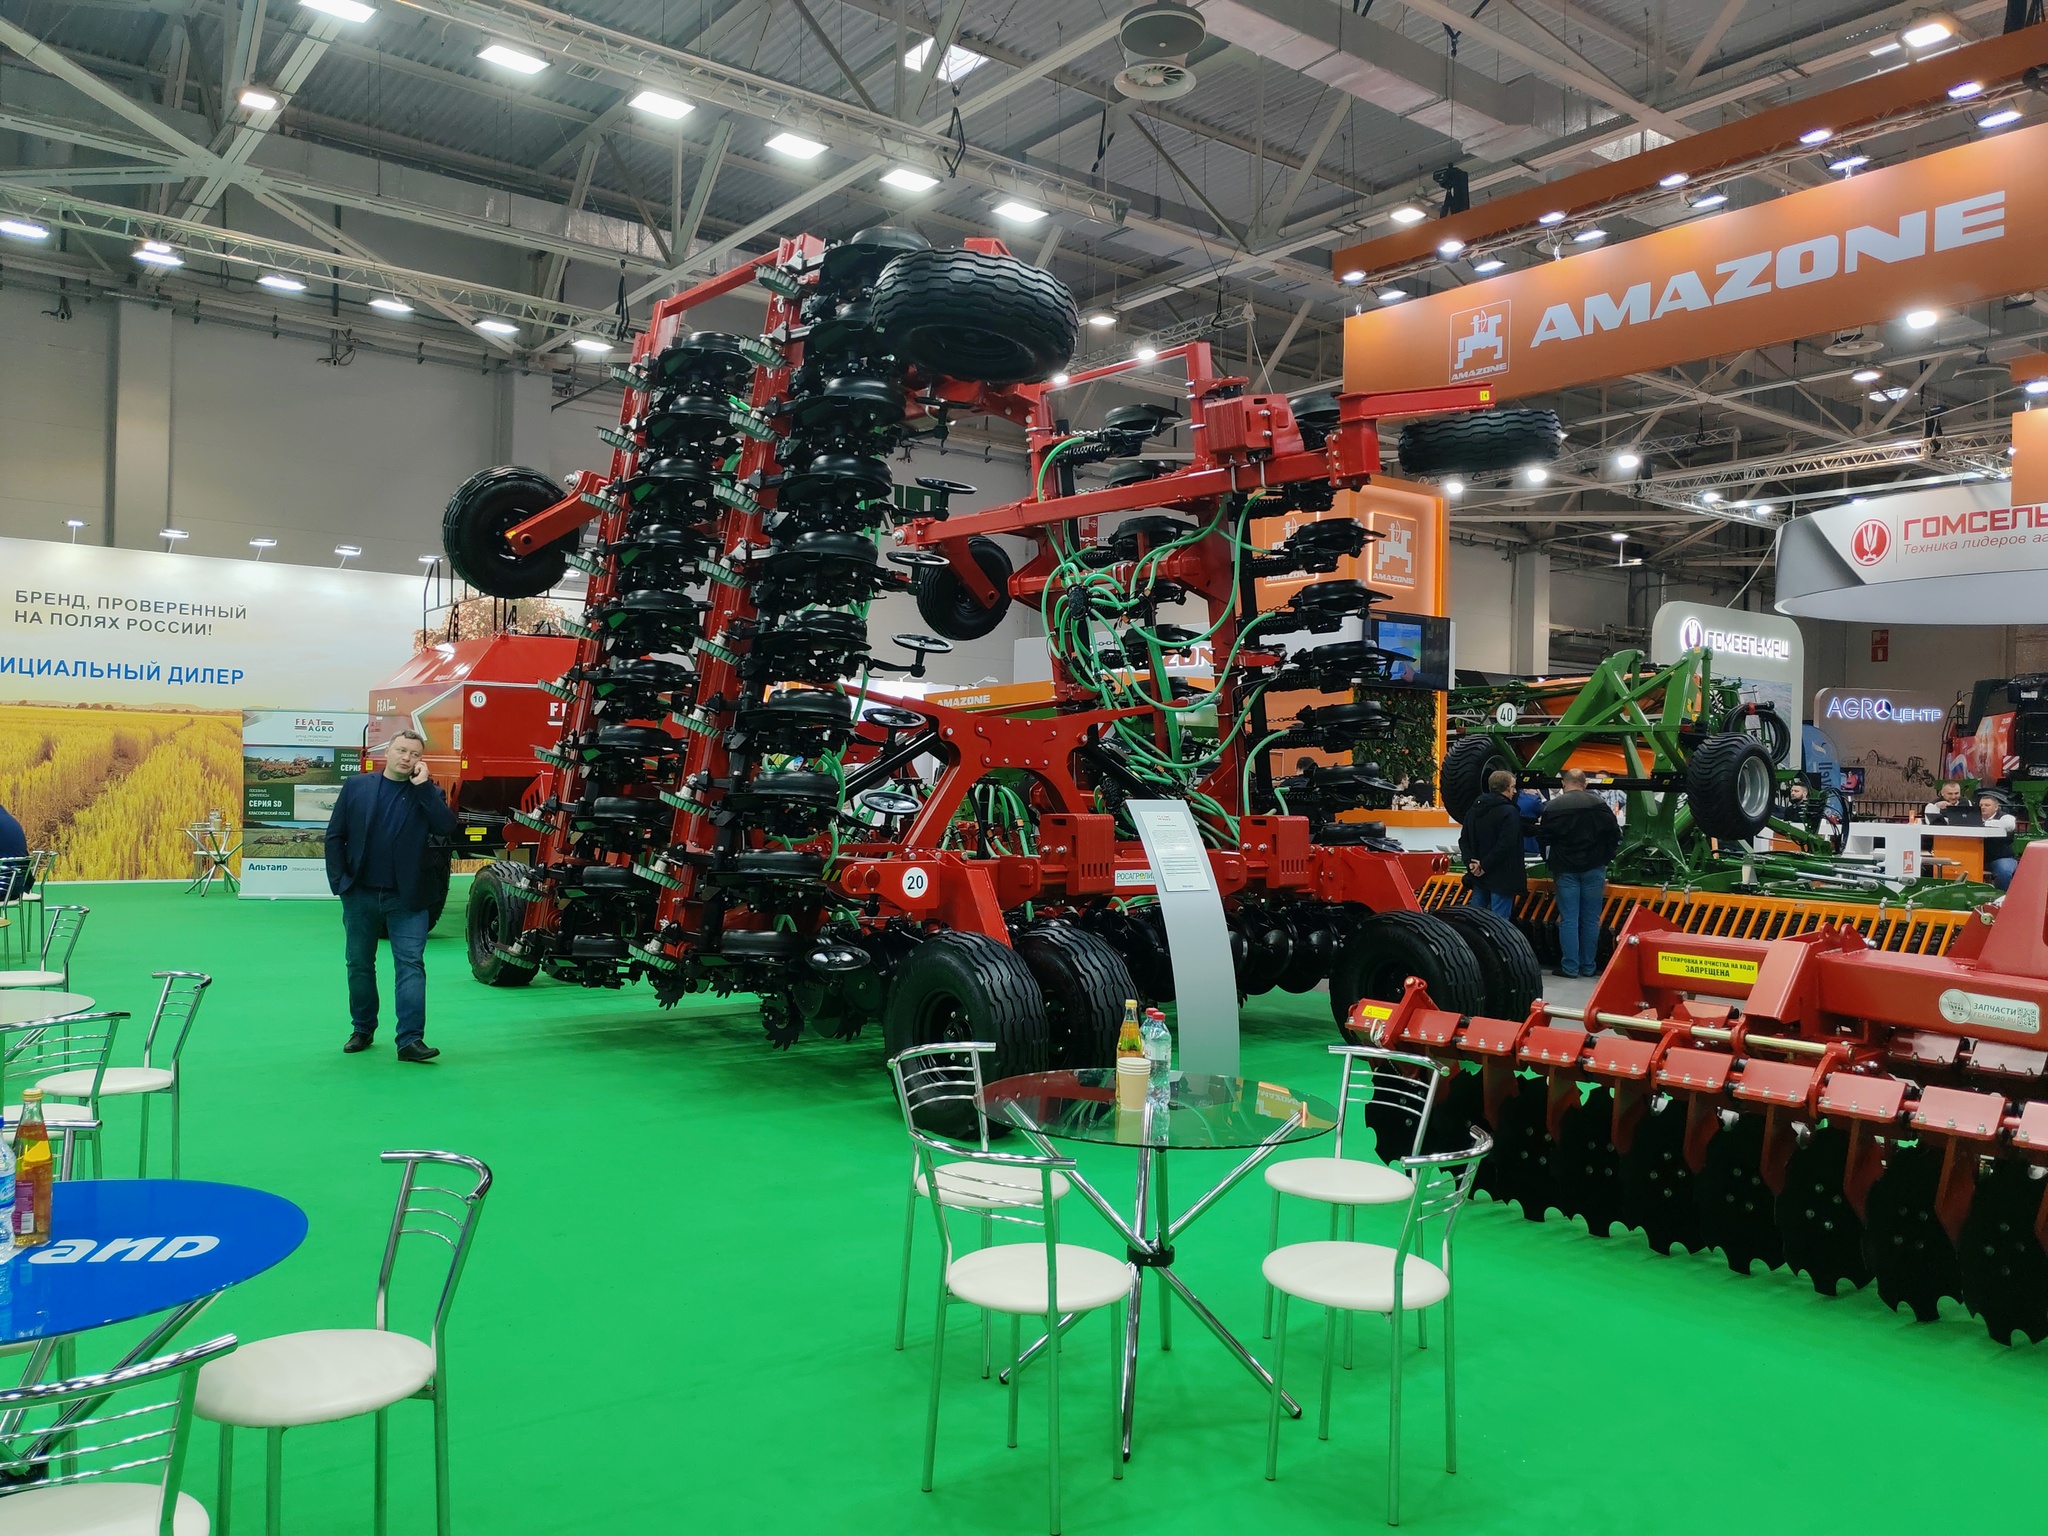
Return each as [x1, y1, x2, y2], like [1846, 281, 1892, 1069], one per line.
[1924, 779, 2021, 890]
[1459, 768, 1620, 980]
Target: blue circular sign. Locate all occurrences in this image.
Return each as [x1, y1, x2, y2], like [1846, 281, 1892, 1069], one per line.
[0, 1181, 307, 1345]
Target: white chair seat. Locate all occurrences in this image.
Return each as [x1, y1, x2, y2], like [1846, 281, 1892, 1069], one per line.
[1263, 1240, 1450, 1313]
[3, 1103, 98, 1130]
[195, 1329, 435, 1429]
[915, 1160, 1071, 1210]
[0, 1482, 209, 1533]
[38, 1067, 174, 1099]
[1265, 1156, 1413, 1205]
[0, 971, 65, 990]
[946, 1244, 1134, 1316]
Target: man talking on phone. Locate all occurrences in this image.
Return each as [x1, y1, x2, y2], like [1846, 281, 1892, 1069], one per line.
[325, 728, 456, 1062]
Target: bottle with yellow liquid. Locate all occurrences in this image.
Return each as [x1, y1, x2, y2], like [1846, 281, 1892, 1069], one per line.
[1115, 1000, 1148, 1111]
[13, 1089, 51, 1248]
[1117, 999, 1144, 1058]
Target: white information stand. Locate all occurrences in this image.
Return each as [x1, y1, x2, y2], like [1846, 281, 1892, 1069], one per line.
[1128, 800, 1239, 1076]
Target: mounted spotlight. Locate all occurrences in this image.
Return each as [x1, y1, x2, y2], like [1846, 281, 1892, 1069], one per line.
[1824, 328, 1883, 357]
[1113, 1, 1206, 101]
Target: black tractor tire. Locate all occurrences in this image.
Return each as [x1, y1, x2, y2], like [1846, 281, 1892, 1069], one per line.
[1441, 734, 1514, 823]
[466, 861, 536, 987]
[872, 247, 1080, 385]
[1685, 732, 1777, 842]
[1396, 409, 1564, 477]
[443, 466, 573, 598]
[915, 536, 1013, 640]
[1329, 910, 1486, 1030]
[1433, 902, 1543, 1019]
[1015, 922, 1134, 1072]
[882, 932, 1049, 1134]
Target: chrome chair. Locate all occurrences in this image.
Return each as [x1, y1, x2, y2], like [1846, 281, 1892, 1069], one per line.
[1262, 1126, 1493, 1526]
[889, 1043, 1070, 1361]
[0, 902, 89, 990]
[908, 1109, 1131, 1536]
[0, 857, 31, 967]
[198, 1150, 492, 1536]
[40, 971, 210, 1177]
[0, 1333, 236, 1532]
[0, 1010, 125, 1179]
[1264, 1047, 1449, 1341]
[15, 850, 55, 960]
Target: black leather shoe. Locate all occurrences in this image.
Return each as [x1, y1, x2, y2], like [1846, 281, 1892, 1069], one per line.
[343, 1032, 374, 1054]
[396, 1042, 441, 1063]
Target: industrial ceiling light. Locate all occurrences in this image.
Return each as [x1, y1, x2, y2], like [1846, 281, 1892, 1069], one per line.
[65, 519, 86, 541]
[881, 166, 939, 192]
[1610, 531, 1628, 542]
[1376, 287, 1407, 302]
[1979, 107, 2023, 129]
[1134, 344, 1159, 363]
[248, 537, 276, 559]
[237, 86, 280, 112]
[1870, 41, 1902, 56]
[1443, 479, 1464, 496]
[160, 528, 189, 543]
[1523, 465, 1549, 485]
[1657, 172, 1689, 188]
[1851, 367, 1884, 383]
[367, 295, 413, 314]
[1614, 451, 1641, 472]
[1111, 2, 1203, 100]
[1904, 308, 1940, 329]
[1537, 210, 1567, 226]
[2025, 379, 2048, 396]
[134, 240, 181, 267]
[475, 318, 519, 336]
[1472, 257, 1506, 274]
[571, 336, 613, 354]
[991, 199, 1047, 223]
[257, 272, 307, 292]
[1085, 311, 1117, 328]
[418, 554, 441, 566]
[1389, 205, 1427, 225]
[1339, 269, 1367, 284]
[477, 43, 548, 74]
[629, 90, 693, 120]
[1947, 80, 1985, 100]
[1700, 490, 1722, 503]
[1902, 18, 1955, 48]
[1870, 386, 1911, 401]
[1572, 226, 1607, 243]
[905, 35, 988, 84]
[767, 132, 827, 159]
[1829, 154, 1870, 173]
[1436, 237, 1465, 256]
[334, 544, 361, 566]
[1798, 127, 1833, 146]
[1824, 328, 1882, 356]
[0, 218, 49, 240]
[1687, 191, 1728, 210]
[299, 0, 375, 20]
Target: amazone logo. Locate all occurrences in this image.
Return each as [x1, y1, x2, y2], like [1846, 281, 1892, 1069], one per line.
[1530, 193, 2004, 348]
[25, 1236, 220, 1264]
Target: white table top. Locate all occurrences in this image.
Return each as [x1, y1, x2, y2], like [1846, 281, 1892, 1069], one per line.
[0, 992, 94, 1027]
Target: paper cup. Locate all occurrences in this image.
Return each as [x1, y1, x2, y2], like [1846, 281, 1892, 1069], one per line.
[1116, 1056, 1150, 1111]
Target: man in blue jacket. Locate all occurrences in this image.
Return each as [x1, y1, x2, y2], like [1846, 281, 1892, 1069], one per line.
[325, 729, 456, 1061]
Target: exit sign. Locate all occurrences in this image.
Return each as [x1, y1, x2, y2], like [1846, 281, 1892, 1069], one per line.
[1870, 628, 1890, 662]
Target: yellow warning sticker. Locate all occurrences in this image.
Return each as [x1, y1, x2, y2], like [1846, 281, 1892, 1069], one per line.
[1350, 1002, 1393, 1021]
[1656, 951, 1759, 985]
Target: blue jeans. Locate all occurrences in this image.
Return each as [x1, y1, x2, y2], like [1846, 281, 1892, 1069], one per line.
[1480, 890, 1516, 920]
[1553, 867, 1607, 977]
[342, 887, 430, 1046]
[1989, 857, 2018, 891]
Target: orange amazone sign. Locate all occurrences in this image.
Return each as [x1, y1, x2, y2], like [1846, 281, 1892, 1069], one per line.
[1346, 122, 2048, 401]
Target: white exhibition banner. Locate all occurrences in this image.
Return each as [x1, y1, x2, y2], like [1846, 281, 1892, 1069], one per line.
[2, 537, 421, 709]
[1774, 483, 2048, 624]
[1649, 600, 1804, 769]
[239, 709, 370, 901]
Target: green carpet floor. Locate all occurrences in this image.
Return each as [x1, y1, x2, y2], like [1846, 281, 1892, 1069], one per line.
[34, 878, 2044, 1533]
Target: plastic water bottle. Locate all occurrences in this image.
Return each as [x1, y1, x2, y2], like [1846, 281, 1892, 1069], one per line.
[0, 1122, 14, 1258]
[1141, 1007, 1172, 1078]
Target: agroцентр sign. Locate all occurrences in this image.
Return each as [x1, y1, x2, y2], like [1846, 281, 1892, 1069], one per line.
[1345, 122, 2048, 399]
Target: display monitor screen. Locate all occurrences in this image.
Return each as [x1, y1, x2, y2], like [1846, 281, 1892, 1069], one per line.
[1370, 611, 1452, 691]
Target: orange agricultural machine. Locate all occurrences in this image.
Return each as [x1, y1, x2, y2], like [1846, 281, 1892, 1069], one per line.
[1355, 841, 2048, 1345]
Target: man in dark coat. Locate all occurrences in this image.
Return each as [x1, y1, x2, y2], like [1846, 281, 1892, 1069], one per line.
[325, 728, 456, 1061]
[1459, 768, 1527, 919]
[1536, 768, 1622, 978]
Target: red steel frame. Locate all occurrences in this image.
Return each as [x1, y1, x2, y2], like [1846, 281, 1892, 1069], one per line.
[495, 239, 1487, 967]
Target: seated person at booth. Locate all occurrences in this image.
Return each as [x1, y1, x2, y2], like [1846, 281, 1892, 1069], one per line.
[1925, 780, 1975, 825]
[1979, 794, 2020, 890]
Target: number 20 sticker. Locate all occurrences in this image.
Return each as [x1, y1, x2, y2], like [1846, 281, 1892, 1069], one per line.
[899, 867, 931, 900]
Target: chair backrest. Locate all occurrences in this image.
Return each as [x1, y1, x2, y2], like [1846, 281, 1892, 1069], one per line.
[141, 971, 212, 1068]
[39, 904, 89, 981]
[375, 1150, 492, 1356]
[28, 849, 54, 883]
[888, 1042, 997, 1151]
[901, 1118, 1075, 1283]
[0, 1333, 235, 1516]
[1390, 1126, 1495, 1291]
[2, 1010, 125, 1111]
[1329, 1045, 1448, 1165]
[0, 858, 28, 906]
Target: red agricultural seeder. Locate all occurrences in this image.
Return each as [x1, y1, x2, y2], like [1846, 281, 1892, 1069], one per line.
[1354, 841, 2048, 1345]
[438, 224, 1560, 1079]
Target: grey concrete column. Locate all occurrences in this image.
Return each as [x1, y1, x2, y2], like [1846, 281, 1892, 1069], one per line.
[109, 299, 173, 547]
[1508, 548, 1551, 675]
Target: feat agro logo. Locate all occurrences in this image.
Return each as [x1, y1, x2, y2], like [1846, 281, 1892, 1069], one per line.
[1851, 519, 1890, 566]
[1448, 302, 1510, 382]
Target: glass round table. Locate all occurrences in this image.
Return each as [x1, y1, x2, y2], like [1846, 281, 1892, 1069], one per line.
[984, 1067, 1336, 1459]
[0, 993, 93, 1028]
